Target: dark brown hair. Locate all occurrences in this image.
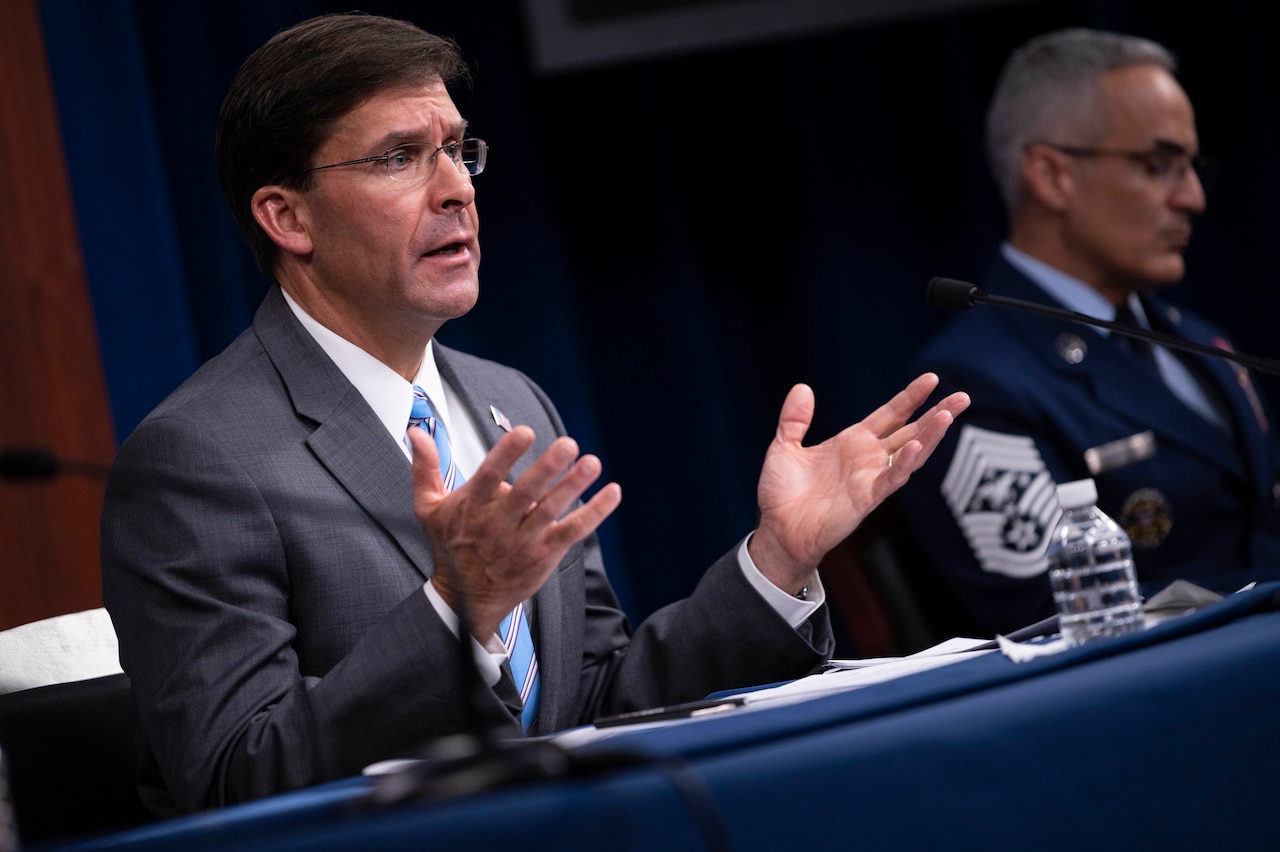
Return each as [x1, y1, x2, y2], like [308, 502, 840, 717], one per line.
[215, 13, 469, 276]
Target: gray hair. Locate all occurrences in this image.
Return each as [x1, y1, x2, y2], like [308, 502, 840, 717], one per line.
[986, 28, 1177, 211]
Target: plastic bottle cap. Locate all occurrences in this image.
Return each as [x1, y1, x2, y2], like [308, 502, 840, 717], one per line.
[1056, 478, 1098, 509]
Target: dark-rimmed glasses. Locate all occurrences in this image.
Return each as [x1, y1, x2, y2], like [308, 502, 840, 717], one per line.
[1029, 142, 1214, 190]
[300, 138, 487, 182]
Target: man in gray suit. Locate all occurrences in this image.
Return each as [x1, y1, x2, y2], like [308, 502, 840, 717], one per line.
[101, 13, 969, 816]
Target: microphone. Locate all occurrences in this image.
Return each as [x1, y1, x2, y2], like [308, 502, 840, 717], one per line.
[926, 277, 1280, 377]
[366, 599, 564, 805]
[362, 600, 727, 849]
[365, 594, 646, 808]
[0, 449, 112, 481]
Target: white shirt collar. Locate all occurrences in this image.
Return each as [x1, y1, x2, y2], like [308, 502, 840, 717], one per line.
[1000, 242, 1125, 325]
[279, 288, 451, 460]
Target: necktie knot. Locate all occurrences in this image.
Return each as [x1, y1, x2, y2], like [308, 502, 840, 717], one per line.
[409, 386, 460, 491]
[1113, 303, 1156, 366]
[409, 388, 435, 424]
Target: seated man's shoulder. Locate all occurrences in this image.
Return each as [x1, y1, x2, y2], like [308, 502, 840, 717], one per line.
[143, 330, 282, 425]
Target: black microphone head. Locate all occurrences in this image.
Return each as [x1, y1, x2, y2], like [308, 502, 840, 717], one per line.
[0, 449, 60, 479]
[926, 277, 980, 311]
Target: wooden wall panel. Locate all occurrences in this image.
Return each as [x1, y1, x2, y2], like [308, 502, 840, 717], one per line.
[0, 0, 118, 629]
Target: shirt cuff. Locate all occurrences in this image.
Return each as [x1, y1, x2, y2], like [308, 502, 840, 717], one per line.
[422, 580, 506, 687]
[737, 535, 825, 629]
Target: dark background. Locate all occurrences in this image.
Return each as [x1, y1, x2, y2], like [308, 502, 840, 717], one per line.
[37, 0, 1280, 624]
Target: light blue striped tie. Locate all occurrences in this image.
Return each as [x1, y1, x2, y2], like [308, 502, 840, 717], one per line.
[410, 386, 461, 491]
[500, 603, 540, 731]
[410, 386, 540, 731]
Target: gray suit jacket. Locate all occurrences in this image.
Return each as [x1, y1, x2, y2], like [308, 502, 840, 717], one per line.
[101, 286, 831, 816]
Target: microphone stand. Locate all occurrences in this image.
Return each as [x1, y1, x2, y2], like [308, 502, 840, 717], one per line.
[0, 449, 112, 481]
[926, 276, 1280, 377]
[359, 600, 733, 851]
[362, 599, 645, 808]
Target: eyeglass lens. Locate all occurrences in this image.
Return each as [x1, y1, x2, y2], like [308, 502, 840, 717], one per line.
[387, 139, 486, 181]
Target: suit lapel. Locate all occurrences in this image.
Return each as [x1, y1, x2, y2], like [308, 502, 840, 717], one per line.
[989, 260, 1246, 480]
[1084, 334, 1243, 475]
[435, 345, 537, 478]
[253, 287, 435, 579]
[256, 302, 576, 726]
[1146, 297, 1272, 497]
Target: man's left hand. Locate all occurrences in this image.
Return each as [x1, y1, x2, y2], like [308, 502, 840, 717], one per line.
[749, 373, 969, 594]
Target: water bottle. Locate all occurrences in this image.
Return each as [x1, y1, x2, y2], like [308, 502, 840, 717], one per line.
[1047, 478, 1145, 646]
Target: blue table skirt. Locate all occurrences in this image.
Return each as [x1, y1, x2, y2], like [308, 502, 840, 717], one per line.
[52, 582, 1280, 851]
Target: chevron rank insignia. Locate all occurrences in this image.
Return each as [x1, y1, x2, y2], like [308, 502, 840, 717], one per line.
[941, 425, 1061, 579]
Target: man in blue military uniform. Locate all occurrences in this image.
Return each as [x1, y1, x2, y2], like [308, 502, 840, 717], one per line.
[900, 28, 1280, 636]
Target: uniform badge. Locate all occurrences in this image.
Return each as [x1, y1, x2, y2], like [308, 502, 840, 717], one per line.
[1119, 488, 1173, 550]
[1054, 333, 1087, 365]
[942, 425, 1061, 578]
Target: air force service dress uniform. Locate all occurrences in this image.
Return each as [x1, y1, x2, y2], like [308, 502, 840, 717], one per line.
[899, 253, 1280, 636]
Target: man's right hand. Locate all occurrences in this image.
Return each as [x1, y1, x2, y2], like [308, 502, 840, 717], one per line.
[409, 425, 622, 639]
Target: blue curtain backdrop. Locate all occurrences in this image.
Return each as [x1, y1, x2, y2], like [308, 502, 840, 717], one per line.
[38, 0, 1280, 624]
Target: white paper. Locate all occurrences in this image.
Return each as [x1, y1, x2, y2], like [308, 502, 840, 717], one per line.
[996, 633, 1068, 662]
[826, 636, 992, 669]
[731, 646, 997, 705]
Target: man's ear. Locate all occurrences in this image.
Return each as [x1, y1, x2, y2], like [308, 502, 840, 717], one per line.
[251, 185, 313, 257]
[1020, 145, 1075, 212]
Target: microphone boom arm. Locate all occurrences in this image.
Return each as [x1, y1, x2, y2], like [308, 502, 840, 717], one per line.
[928, 276, 1280, 378]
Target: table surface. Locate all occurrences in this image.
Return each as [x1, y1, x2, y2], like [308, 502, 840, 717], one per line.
[48, 581, 1280, 852]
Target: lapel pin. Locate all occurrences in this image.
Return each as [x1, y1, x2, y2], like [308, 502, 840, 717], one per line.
[490, 405, 512, 432]
[1055, 333, 1087, 364]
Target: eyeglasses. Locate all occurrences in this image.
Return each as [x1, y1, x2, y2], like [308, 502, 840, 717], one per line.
[300, 138, 488, 182]
[1031, 143, 1215, 190]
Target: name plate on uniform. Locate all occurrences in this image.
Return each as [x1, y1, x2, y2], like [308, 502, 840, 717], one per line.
[1084, 431, 1157, 476]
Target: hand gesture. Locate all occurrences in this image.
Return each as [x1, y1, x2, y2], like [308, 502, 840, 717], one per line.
[749, 374, 969, 593]
[410, 425, 622, 639]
